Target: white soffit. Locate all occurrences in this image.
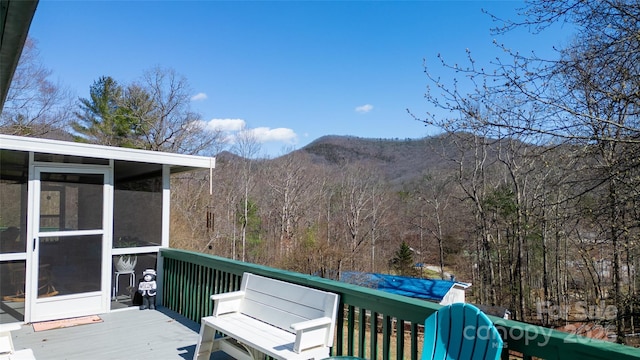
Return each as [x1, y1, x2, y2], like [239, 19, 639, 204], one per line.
[0, 134, 215, 170]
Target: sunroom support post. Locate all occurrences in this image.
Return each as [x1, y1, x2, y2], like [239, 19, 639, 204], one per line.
[157, 164, 171, 306]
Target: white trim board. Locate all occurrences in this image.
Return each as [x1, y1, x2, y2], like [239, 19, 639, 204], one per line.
[0, 134, 215, 171]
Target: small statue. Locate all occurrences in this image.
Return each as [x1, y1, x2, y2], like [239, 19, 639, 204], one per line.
[138, 269, 157, 310]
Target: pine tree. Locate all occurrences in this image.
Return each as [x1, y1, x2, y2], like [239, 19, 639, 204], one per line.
[72, 76, 140, 147]
[391, 242, 416, 276]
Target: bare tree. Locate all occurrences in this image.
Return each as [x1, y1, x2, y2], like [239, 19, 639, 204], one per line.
[73, 66, 224, 155]
[232, 127, 261, 262]
[265, 151, 316, 257]
[414, 172, 452, 280]
[130, 66, 224, 156]
[169, 171, 211, 251]
[334, 162, 388, 272]
[414, 0, 640, 338]
[1, 38, 74, 138]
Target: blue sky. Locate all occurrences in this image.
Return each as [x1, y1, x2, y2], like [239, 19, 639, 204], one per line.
[29, 1, 572, 157]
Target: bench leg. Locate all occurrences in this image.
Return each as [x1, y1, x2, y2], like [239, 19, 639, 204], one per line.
[194, 322, 258, 360]
[193, 322, 217, 360]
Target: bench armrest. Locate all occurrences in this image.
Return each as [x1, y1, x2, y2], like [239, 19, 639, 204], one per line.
[290, 317, 333, 353]
[211, 291, 246, 316]
[0, 324, 21, 333]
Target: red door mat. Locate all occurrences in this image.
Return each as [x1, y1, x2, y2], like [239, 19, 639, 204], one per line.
[32, 315, 103, 332]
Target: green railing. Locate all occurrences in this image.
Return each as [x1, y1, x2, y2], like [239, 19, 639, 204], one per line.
[159, 248, 640, 360]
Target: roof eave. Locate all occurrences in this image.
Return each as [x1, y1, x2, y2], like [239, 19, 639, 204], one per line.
[0, 134, 215, 172]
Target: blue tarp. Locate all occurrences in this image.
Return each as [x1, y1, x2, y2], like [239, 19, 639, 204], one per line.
[340, 272, 457, 302]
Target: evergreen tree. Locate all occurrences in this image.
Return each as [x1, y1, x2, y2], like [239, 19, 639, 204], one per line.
[72, 76, 140, 147]
[390, 241, 416, 276]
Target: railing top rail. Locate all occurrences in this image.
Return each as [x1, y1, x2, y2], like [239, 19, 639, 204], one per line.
[161, 248, 439, 322]
[160, 248, 640, 359]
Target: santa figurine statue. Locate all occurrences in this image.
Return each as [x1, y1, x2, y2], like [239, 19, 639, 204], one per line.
[138, 269, 157, 310]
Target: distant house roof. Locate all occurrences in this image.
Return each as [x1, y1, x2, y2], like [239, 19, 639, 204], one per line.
[340, 272, 469, 302]
[476, 304, 512, 319]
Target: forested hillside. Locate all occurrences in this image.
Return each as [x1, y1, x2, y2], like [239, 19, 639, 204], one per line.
[301, 135, 462, 186]
[169, 131, 640, 345]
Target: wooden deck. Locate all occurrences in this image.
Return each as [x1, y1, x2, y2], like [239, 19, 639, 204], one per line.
[8, 307, 232, 360]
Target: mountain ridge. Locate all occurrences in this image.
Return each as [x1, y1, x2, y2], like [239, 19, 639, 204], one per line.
[293, 134, 463, 186]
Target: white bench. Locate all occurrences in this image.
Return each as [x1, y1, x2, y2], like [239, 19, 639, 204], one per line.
[193, 272, 339, 360]
[0, 324, 35, 360]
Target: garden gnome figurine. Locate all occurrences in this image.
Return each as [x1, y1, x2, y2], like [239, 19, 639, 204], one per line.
[138, 269, 157, 310]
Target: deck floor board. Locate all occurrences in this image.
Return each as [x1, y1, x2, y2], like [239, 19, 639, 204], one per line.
[8, 307, 232, 360]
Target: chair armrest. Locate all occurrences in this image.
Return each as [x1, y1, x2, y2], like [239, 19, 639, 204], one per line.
[211, 291, 245, 316]
[291, 317, 333, 353]
[291, 317, 332, 331]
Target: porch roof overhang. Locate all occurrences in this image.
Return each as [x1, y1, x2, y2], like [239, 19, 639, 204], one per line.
[0, 134, 215, 173]
[0, 0, 39, 110]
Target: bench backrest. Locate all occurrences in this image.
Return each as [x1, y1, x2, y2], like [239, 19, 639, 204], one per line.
[239, 273, 339, 346]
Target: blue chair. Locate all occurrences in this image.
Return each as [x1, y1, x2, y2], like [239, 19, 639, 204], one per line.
[422, 303, 504, 360]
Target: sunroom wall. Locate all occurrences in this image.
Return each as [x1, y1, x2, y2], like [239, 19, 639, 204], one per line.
[0, 150, 28, 254]
[113, 161, 163, 248]
[0, 150, 29, 323]
[1, 150, 171, 316]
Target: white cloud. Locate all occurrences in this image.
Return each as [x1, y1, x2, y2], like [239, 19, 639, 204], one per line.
[205, 118, 297, 145]
[245, 127, 297, 144]
[191, 92, 208, 101]
[355, 104, 373, 113]
[206, 118, 246, 131]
